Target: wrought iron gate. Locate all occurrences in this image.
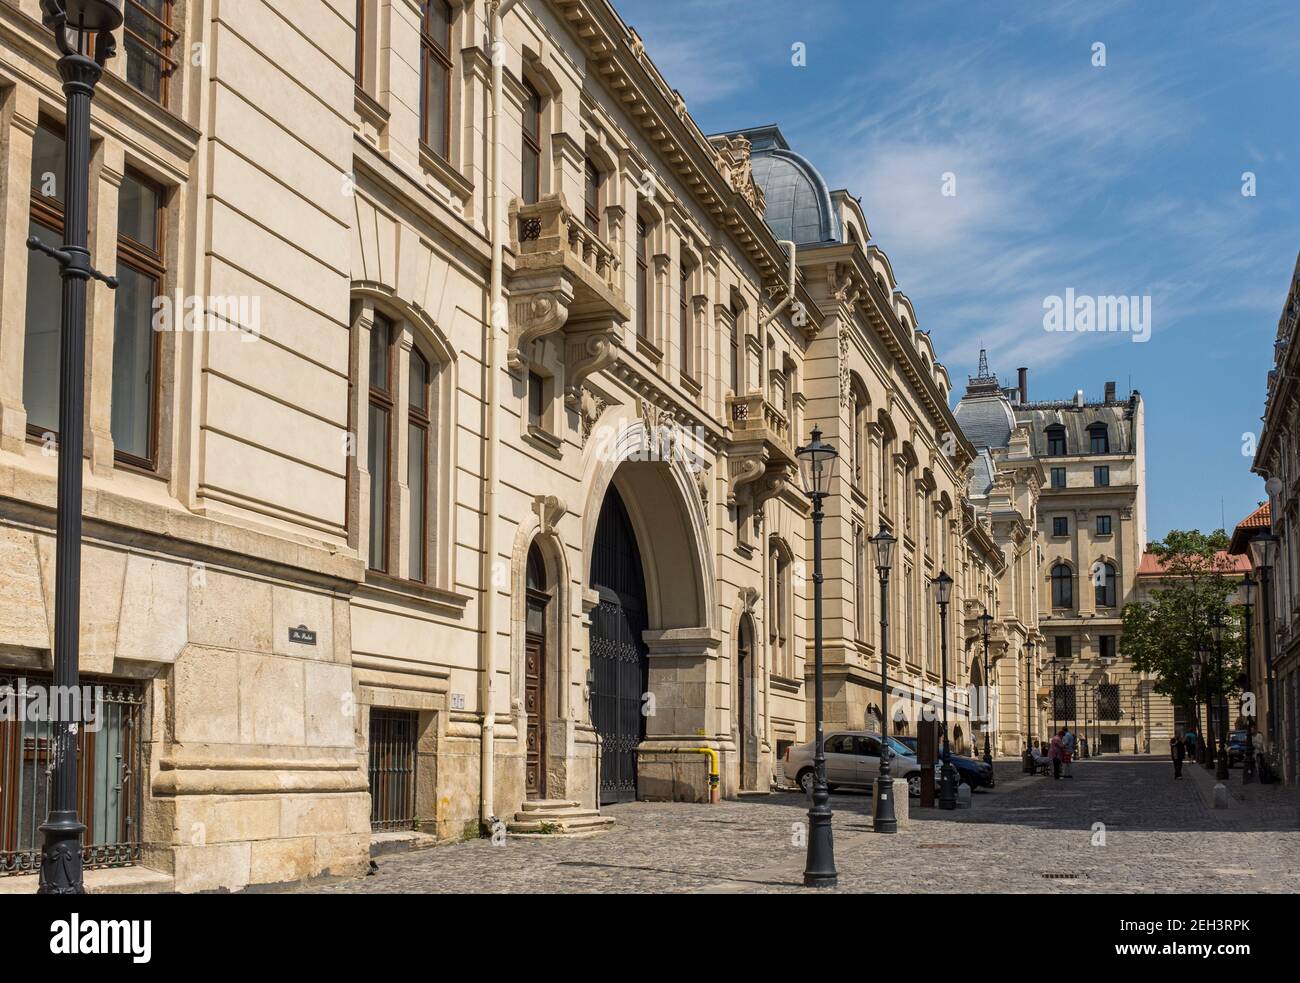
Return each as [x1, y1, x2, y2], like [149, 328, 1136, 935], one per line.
[0, 673, 144, 876]
[368, 709, 418, 831]
[589, 490, 648, 805]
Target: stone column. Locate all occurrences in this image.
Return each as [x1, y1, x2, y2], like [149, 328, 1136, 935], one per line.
[638, 627, 722, 802]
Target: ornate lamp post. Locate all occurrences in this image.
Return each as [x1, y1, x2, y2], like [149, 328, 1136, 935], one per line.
[1190, 656, 1204, 763]
[796, 426, 839, 887]
[1081, 682, 1091, 759]
[1211, 612, 1230, 780]
[933, 571, 958, 810]
[870, 525, 898, 834]
[978, 608, 994, 766]
[1241, 573, 1257, 783]
[1248, 532, 1279, 754]
[1022, 639, 1035, 773]
[1130, 695, 1140, 754]
[27, 0, 124, 896]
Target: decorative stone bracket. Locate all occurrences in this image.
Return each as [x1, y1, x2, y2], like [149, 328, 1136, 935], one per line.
[506, 273, 574, 374]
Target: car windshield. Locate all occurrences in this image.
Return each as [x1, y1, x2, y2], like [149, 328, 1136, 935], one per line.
[886, 737, 913, 757]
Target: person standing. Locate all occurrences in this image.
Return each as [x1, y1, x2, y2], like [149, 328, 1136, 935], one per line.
[1049, 729, 1065, 780]
[1184, 726, 1197, 762]
[1062, 726, 1076, 778]
[1170, 735, 1184, 778]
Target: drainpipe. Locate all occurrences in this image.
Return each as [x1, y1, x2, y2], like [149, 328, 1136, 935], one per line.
[758, 240, 797, 329]
[480, 0, 520, 831]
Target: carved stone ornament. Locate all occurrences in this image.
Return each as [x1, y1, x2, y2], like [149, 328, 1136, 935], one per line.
[507, 284, 572, 373]
[533, 494, 568, 535]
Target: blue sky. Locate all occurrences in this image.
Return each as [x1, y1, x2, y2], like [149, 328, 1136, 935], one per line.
[611, 0, 1300, 541]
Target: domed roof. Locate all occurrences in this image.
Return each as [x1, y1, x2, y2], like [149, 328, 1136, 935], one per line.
[729, 126, 840, 246]
[955, 396, 1016, 450]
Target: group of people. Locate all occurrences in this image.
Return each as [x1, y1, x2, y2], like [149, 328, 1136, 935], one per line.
[1027, 727, 1078, 779]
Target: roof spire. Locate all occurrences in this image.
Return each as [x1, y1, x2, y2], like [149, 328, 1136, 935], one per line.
[964, 346, 1002, 396]
[977, 347, 991, 380]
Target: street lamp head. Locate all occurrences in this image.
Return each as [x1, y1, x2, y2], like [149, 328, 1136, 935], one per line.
[1249, 530, 1278, 571]
[932, 569, 953, 606]
[1210, 612, 1226, 645]
[62, 0, 123, 30]
[870, 524, 896, 574]
[795, 425, 839, 500]
[979, 608, 994, 636]
[1241, 572, 1256, 605]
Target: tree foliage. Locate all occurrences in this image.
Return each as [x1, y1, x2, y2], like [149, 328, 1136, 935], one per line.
[1119, 529, 1244, 712]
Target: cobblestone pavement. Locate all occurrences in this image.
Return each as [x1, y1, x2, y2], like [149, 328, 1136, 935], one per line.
[305, 757, 1300, 893]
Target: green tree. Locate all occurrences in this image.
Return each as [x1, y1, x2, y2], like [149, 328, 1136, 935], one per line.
[1119, 529, 1244, 726]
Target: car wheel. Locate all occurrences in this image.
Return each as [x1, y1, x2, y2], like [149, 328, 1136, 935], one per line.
[906, 773, 921, 797]
[798, 769, 815, 795]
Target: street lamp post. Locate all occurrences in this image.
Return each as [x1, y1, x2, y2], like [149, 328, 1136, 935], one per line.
[1191, 657, 1203, 763]
[1197, 645, 1215, 767]
[979, 609, 994, 767]
[870, 525, 898, 834]
[1241, 574, 1256, 783]
[27, 0, 124, 896]
[1130, 696, 1140, 754]
[1022, 640, 1035, 773]
[1248, 532, 1279, 757]
[933, 571, 957, 810]
[796, 427, 839, 887]
[1211, 613, 1230, 781]
[1081, 683, 1091, 759]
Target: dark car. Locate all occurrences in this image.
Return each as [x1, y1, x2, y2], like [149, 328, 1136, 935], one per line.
[894, 737, 995, 789]
[1227, 730, 1249, 766]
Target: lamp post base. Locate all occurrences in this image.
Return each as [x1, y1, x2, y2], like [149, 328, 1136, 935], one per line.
[872, 770, 898, 834]
[37, 811, 86, 895]
[938, 764, 958, 810]
[803, 789, 838, 887]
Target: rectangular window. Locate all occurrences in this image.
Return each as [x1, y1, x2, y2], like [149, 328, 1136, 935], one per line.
[1055, 635, 1071, 661]
[636, 219, 649, 339]
[584, 158, 601, 234]
[728, 315, 739, 394]
[1100, 635, 1117, 662]
[367, 316, 394, 572]
[1094, 466, 1110, 487]
[527, 371, 545, 428]
[1051, 467, 1066, 489]
[419, 1, 452, 158]
[407, 351, 430, 583]
[521, 82, 542, 205]
[1090, 427, 1110, 454]
[1047, 428, 1067, 456]
[124, 0, 178, 105]
[679, 262, 692, 378]
[112, 171, 165, 467]
[23, 122, 68, 442]
[854, 524, 867, 641]
[1052, 516, 1069, 537]
[1096, 514, 1112, 535]
[355, 0, 366, 83]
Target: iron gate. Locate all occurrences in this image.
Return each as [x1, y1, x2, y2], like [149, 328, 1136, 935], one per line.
[368, 708, 418, 831]
[589, 490, 648, 805]
[0, 673, 145, 876]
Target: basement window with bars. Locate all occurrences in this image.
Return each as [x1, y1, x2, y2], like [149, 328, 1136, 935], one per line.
[124, 0, 179, 106]
[0, 674, 145, 876]
[368, 709, 418, 832]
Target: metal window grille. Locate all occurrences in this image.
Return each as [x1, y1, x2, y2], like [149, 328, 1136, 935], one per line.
[1, 673, 145, 877]
[368, 709, 418, 831]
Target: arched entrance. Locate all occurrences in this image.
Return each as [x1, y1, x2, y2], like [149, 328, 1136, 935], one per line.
[524, 544, 551, 799]
[590, 487, 649, 805]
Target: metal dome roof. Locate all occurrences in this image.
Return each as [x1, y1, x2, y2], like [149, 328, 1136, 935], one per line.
[728, 126, 841, 246]
[955, 395, 1016, 450]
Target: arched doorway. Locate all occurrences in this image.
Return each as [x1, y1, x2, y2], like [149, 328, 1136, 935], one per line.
[590, 487, 649, 805]
[525, 544, 551, 800]
[736, 616, 753, 790]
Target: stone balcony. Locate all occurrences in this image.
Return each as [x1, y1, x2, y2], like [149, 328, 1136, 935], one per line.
[725, 392, 797, 509]
[506, 195, 631, 391]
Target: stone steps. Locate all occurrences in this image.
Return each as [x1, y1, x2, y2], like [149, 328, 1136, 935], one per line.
[507, 799, 616, 836]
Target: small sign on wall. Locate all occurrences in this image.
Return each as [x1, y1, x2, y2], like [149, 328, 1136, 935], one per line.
[289, 625, 317, 646]
[450, 693, 466, 710]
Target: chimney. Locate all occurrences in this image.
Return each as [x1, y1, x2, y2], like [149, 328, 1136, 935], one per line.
[1018, 367, 1028, 404]
[1104, 380, 1117, 403]
[1074, 389, 1085, 407]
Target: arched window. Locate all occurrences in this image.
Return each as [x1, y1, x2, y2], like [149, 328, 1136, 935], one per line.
[419, 0, 453, 158]
[407, 350, 431, 581]
[679, 255, 695, 379]
[1046, 425, 1067, 456]
[1095, 561, 1117, 608]
[1051, 563, 1073, 609]
[1088, 423, 1110, 455]
[851, 383, 869, 491]
[521, 81, 542, 204]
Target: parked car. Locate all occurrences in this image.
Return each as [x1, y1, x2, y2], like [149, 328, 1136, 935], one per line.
[784, 731, 941, 797]
[1227, 730, 1249, 766]
[894, 736, 995, 789]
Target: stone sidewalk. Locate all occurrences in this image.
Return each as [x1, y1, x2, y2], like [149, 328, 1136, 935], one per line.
[303, 758, 1300, 894]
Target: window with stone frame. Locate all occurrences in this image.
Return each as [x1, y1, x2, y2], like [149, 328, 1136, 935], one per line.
[1094, 562, 1117, 608]
[769, 542, 793, 677]
[1051, 563, 1073, 609]
[1046, 425, 1067, 456]
[1089, 422, 1110, 454]
[420, 0, 453, 159]
[854, 522, 868, 641]
[1097, 682, 1121, 720]
[636, 218, 651, 340]
[521, 80, 543, 205]
[584, 157, 602, 234]
[125, 0, 179, 106]
[23, 120, 70, 444]
[679, 256, 695, 380]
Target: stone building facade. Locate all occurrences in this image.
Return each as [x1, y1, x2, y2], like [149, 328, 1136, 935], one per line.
[1249, 251, 1300, 785]
[1, 0, 988, 892]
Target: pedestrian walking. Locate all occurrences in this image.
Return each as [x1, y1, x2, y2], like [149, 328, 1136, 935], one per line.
[1170, 735, 1184, 778]
[1062, 726, 1076, 777]
[1184, 726, 1197, 761]
[1049, 729, 1065, 780]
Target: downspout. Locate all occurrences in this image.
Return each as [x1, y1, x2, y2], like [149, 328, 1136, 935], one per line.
[758, 240, 797, 329]
[480, 0, 520, 830]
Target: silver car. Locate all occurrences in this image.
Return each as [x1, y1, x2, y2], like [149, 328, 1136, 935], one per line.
[783, 731, 939, 797]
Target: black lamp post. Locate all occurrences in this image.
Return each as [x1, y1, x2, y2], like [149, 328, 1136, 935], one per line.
[1190, 656, 1203, 762]
[1211, 612, 1230, 780]
[978, 608, 994, 767]
[1022, 640, 1035, 772]
[1081, 683, 1091, 759]
[933, 571, 957, 809]
[796, 426, 839, 887]
[1130, 696, 1140, 754]
[1248, 532, 1278, 755]
[27, 0, 124, 896]
[870, 525, 897, 834]
[1241, 573, 1256, 783]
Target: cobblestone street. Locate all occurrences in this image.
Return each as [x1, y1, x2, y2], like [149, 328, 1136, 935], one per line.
[306, 757, 1300, 894]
